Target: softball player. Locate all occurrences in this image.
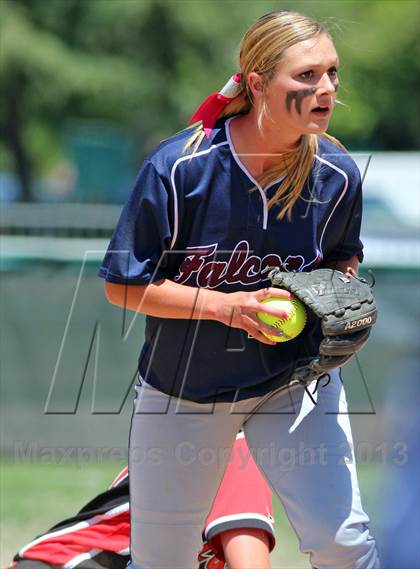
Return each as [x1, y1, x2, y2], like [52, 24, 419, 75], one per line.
[11, 435, 274, 569]
[99, 11, 380, 569]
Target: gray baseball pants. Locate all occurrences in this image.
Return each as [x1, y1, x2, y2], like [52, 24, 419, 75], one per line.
[127, 370, 380, 569]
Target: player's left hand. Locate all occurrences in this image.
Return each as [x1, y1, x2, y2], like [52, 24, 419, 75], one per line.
[268, 267, 378, 384]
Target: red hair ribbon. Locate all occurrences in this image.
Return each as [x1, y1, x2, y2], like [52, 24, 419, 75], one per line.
[188, 73, 243, 137]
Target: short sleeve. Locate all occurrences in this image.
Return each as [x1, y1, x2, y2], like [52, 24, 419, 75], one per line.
[323, 166, 364, 263]
[98, 161, 173, 284]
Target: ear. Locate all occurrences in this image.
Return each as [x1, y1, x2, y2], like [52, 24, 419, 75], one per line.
[247, 72, 264, 97]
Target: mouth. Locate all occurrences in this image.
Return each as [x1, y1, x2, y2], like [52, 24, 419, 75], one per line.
[310, 105, 331, 117]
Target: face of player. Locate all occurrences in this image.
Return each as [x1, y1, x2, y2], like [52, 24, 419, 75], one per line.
[262, 33, 339, 137]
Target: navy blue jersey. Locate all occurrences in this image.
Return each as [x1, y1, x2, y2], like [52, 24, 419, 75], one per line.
[98, 116, 364, 403]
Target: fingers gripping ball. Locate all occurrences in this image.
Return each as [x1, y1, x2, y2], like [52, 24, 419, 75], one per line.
[257, 296, 307, 342]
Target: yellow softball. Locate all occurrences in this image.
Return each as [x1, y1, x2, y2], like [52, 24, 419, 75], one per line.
[257, 296, 307, 343]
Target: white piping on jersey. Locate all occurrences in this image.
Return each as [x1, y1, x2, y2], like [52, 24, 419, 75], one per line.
[63, 549, 101, 569]
[314, 154, 349, 258]
[118, 546, 130, 555]
[204, 512, 275, 538]
[227, 117, 350, 246]
[18, 502, 129, 556]
[109, 466, 128, 488]
[225, 116, 285, 230]
[169, 126, 350, 251]
[169, 141, 229, 249]
[63, 539, 130, 567]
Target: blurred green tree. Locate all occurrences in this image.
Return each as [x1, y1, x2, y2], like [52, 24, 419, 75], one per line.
[0, 0, 418, 200]
[0, 0, 147, 199]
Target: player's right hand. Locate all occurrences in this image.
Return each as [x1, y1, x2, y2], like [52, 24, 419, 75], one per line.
[213, 287, 292, 345]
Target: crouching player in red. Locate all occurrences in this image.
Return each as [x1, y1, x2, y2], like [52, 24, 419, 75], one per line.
[10, 434, 275, 569]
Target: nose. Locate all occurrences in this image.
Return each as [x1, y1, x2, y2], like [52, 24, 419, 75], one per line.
[316, 72, 337, 95]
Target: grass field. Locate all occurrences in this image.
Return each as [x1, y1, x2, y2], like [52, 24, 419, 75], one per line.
[1, 460, 381, 568]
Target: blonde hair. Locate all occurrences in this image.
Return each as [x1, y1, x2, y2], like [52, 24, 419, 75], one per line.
[185, 11, 346, 220]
